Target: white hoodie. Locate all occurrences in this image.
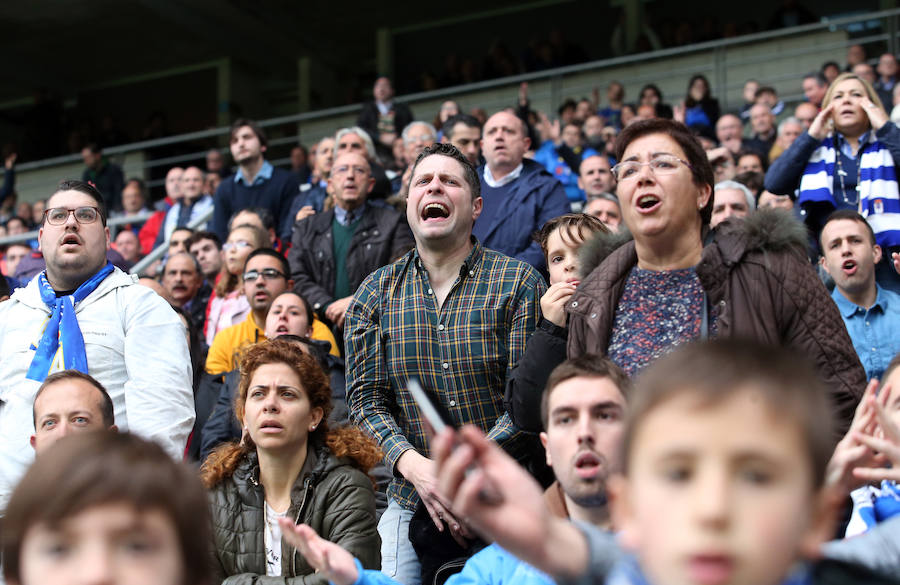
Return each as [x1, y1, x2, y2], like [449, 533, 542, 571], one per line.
[0, 268, 195, 512]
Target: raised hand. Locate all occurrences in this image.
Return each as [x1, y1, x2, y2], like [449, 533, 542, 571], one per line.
[278, 521, 359, 585]
[808, 103, 835, 141]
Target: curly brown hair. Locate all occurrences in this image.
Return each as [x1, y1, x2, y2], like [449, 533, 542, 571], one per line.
[200, 339, 381, 487]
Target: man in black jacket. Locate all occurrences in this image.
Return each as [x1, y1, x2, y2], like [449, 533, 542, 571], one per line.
[288, 151, 414, 329]
[357, 77, 413, 148]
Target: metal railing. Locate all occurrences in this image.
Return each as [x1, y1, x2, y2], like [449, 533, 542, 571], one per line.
[4, 8, 899, 181]
[129, 208, 214, 276]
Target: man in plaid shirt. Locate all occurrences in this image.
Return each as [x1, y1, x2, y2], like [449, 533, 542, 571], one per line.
[345, 143, 545, 585]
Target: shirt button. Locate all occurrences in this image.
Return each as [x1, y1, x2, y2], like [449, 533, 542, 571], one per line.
[571, 301, 578, 308]
[438, 324, 445, 331]
[427, 288, 433, 295]
[442, 362, 449, 369]
[866, 322, 870, 326]
[468, 270, 475, 277]
[590, 313, 597, 319]
[449, 399, 456, 407]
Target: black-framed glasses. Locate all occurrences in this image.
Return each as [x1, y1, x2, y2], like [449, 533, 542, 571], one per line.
[43, 206, 102, 225]
[243, 268, 286, 282]
[611, 154, 693, 181]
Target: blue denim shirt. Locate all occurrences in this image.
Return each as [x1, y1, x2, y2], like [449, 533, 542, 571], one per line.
[233, 159, 274, 186]
[832, 284, 900, 381]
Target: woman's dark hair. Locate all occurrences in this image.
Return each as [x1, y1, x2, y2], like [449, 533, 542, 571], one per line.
[201, 339, 381, 487]
[614, 118, 715, 226]
[2, 432, 212, 585]
[639, 83, 663, 103]
[685, 74, 712, 108]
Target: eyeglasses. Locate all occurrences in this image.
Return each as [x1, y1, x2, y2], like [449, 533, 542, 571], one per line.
[223, 240, 253, 252]
[332, 165, 369, 177]
[44, 206, 102, 225]
[243, 268, 286, 282]
[611, 154, 692, 181]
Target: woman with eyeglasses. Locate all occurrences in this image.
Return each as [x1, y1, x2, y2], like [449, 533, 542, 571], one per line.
[765, 72, 900, 291]
[202, 338, 381, 583]
[204, 222, 269, 346]
[566, 118, 865, 436]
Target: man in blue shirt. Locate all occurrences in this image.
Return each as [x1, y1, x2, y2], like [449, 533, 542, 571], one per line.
[820, 210, 900, 380]
[211, 119, 300, 242]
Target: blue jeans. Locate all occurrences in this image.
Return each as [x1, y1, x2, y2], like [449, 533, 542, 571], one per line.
[378, 498, 422, 585]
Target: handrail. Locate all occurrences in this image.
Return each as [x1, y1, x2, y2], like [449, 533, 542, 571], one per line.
[0, 211, 156, 247]
[4, 8, 899, 176]
[129, 207, 215, 276]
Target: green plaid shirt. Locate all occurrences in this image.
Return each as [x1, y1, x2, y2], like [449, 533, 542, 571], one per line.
[345, 239, 545, 511]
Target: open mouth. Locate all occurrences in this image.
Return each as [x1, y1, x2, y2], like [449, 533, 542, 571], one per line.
[259, 420, 283, 433]
[636, 194, 661, 212]
[422, 202, 450, 221]
[61, 234, 81, 246]
[842, 259, 858, 276]
[254, 292, 270, 302]
[275, 324, 290, 334]
[573, 451, 603, 479]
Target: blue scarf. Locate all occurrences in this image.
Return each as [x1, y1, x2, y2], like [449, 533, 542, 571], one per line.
[26, 262, 115, 381]
[798, 133, 900, 248]
[850, 480, 900, 534]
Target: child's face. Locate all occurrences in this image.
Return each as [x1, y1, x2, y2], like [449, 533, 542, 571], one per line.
[883, 368, 900, 430]
[546, 227, 584, 286]
[612, 387, 827, 585]
[18, 502, 184, 585]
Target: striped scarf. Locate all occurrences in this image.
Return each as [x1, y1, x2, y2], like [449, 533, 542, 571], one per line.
[799, 133, 900, 247]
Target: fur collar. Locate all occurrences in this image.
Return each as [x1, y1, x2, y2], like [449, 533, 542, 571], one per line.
[578, 209, 808, 276]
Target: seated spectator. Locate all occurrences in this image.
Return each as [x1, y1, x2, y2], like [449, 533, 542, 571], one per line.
[638, 83, 673, 119]
[109, 178, 152, 229]
[707, 146, 737, 183]
[847, 43, 867, 71]
[230, 206, 287, 254]
[769, 116, 804, 162]
[161, 251, 206, 330]
[289, 137, 335, 223]
[736, 150, 766, 175]
[710, 180, 755, 227]
[754, 84, 785, 116]
[157, 166, 213, 245]
[734, 169, 765, 200]
[876, 53, 899, 110]
[432, 100, 460, 140]
[168, 226, 193, 255]
[795, 101, 819, 129]
[823, 60, 841, 84]
[714, 113, 749, 155]
[431, 340, 894, 585]
[188, 230, 223, 282]
[335, 126, 395, 199]
[506, 213, 608, 434]
[738, 79, 759, 123]
[819, 210, 900, 381]
[682, 74, 720, 136]
[745, 103, 777, 156]
[441, 114, 482, 167]
[358, 76, 414, 147]
[81, 142, 124, 211]
[211, 119, 301, 242]
[3, 242, 31, 279]
[15, 202, 33, 228]
[2, 432, 212, 585]
[583, 193, 621, 232]
[290, 144, 311, 183]
[113, 228, 142, 264]
[804, 71, 829, 108]
[206, 147, 228, 177]
[475, 111, 570, 270]
[30, 199, 45, 227]
[5, 215, 30, 236]
[29, 370, 116, 454]
[289, 151, 414, 330]
[139, 166, 182, 255]
[765, 72, 900, 293]
[598, 81, 625, 129]
[205, 170, 222, 196]
[855, 63, 878, 87]
[397, 121, 438, 194]
[578, 155, 616, 201]
[758, 189, 795, 210]
[284, 354, 631, 585]
[534, 120, 599, 204]
[201, 340, 381, 581]
[0, 153, 17, 224]
[205, 223, 267, 346]
[207, 248, 337, 375]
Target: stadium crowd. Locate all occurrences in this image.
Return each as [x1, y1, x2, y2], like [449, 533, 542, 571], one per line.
[3, 41, 900, 585]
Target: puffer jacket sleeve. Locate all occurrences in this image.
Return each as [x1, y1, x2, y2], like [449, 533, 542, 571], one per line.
[315, 467, 381, 571]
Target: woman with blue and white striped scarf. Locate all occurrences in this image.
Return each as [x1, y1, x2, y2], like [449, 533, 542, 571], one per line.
[765, 72, 900, 292]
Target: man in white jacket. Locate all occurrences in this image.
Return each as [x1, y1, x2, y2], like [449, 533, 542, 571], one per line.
[0, 180, 194, 513]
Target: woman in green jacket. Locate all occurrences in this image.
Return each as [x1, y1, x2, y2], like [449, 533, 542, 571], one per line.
[202, 338, 381, 584]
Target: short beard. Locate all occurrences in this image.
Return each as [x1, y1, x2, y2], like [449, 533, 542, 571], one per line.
[567, 487, 609, 509]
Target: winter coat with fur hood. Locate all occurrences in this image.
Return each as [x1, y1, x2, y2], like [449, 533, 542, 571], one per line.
[567, 209, 865, 437]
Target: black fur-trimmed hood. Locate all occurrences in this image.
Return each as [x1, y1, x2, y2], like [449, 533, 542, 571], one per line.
[578, 209, 808, 276]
